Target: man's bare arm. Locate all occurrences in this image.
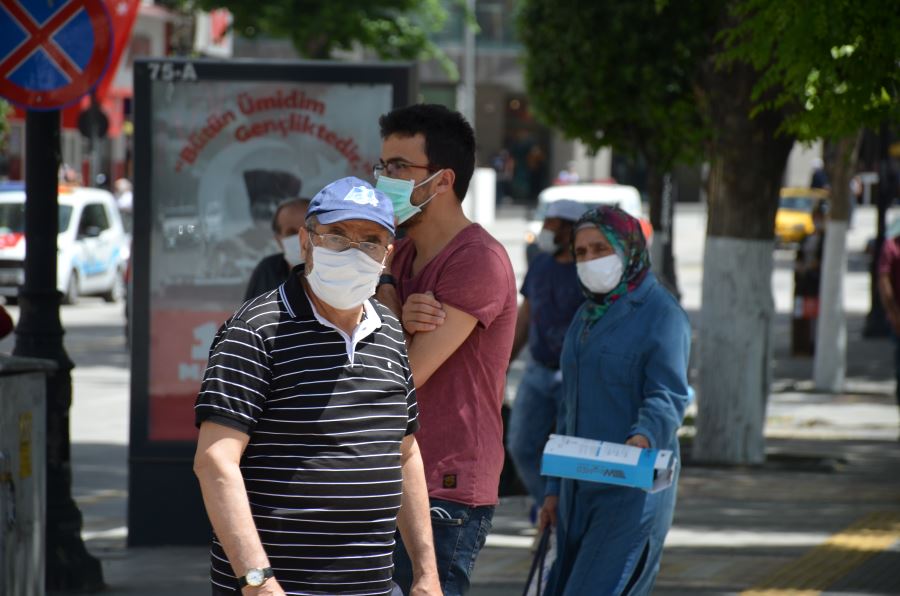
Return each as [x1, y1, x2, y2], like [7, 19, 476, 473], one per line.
[194, 421, 285, 595]
[407, 303, 478, 387]
[374, 285, 477, 387]
[396, 435, 441, 595]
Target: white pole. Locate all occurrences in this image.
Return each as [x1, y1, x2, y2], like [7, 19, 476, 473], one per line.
[460, 0, 477, 129]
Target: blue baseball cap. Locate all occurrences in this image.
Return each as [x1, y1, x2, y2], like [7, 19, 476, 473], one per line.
[306, 177, 395, 235]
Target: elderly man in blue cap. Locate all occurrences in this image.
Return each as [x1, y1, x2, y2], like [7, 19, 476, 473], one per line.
[194, 177, 440, 596]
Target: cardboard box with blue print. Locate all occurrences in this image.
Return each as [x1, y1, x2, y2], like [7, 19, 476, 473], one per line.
[541, 434, 676, 493]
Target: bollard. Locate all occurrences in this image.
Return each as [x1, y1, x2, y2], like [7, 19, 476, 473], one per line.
[0, 355, 53, 596]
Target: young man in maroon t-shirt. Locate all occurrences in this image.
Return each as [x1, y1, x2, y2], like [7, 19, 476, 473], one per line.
[374, 104, 517, 595]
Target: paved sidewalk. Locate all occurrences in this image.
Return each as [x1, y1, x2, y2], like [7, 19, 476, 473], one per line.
[16, 204, 896, 594]
[63, 321, 899, 596]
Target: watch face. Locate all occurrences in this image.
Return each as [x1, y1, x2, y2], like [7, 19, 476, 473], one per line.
[246, 568, 265, 587]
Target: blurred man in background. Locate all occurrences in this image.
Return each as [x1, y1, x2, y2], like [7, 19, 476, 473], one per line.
[244, 197, 309, 300]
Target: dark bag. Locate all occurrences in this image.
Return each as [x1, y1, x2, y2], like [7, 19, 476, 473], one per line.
[522, 526, 552, 596]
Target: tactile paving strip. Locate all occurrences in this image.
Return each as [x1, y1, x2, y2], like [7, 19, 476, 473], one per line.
[740, 511, 900, 596]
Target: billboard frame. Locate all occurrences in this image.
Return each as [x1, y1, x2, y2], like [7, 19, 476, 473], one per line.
[129, 58, 416, 545]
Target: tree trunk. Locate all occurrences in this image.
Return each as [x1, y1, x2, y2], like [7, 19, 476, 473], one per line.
[693, 61, 794, 465]
[813, 133, 862, 391]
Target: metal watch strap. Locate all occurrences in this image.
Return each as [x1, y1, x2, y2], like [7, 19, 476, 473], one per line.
[237, 566, 274, 588]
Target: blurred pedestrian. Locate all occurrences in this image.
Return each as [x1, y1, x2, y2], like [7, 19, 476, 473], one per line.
[527, 145, 548, 199]
[877, 231, 900, 417]
[492, 148, 515, 204]
[114, 178, 133, 212]
[243, 197, 310, 301]
[539, 206, 691, 595]
[792, 200, 827, 355]
[810, 157, 830, 190]
[374, 104, 518, 595]
[194, 178, 440, 596]
[114, 178, 134, 234]
[506, 199, 587, 512]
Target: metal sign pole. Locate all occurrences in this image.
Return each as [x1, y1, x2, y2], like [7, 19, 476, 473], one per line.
[13, 110, 103, 591]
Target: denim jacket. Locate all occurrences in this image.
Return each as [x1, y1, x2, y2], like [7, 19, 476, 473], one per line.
[545, 272, 691, 497]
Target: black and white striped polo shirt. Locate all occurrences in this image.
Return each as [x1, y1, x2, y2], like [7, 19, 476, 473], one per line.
[195, 271, 418, 596]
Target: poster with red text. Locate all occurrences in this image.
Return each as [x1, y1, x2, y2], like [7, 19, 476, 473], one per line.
[146, 78, 393, 441]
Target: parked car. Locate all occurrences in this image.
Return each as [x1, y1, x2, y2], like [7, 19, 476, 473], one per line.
[0, 182, 130, 304]
[525, 183, 653, 263]
[775, 187, 829, 246]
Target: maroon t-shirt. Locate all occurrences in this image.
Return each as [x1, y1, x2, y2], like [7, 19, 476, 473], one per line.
[879, 236, 900, 301]
[393, 224, 517, 506]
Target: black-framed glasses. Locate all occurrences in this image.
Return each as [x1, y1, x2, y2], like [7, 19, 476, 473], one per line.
[373, 159, 435, 179]
[309, 230, 388, 262]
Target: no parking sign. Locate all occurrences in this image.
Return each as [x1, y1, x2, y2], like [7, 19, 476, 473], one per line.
[0, 0, 112, 110]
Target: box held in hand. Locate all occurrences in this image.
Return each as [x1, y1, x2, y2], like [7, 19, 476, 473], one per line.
[541, 434, 676, 493]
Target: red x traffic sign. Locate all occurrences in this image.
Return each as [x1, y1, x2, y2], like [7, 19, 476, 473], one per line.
[0, 0, 113, 110]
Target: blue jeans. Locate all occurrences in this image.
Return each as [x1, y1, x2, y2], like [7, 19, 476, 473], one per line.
[507, 361, 563, 505]
[392, 498, 494, 596]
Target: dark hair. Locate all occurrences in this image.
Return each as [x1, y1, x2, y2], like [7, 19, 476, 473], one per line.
[271, 197, 311, 234]
[379, 104, 476, 201]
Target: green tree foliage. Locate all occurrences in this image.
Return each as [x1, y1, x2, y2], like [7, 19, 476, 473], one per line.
[179, 0, 450, 62]
[517, 0, 715, 170]
[720, 0, 900, 141]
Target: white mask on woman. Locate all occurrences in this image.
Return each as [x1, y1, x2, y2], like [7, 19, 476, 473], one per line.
[306, 246, 384, 310]
[576, 254, 624, 294]
[280, 235, 304, 267]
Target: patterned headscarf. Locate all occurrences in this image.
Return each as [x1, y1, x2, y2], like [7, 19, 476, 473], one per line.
[572, 205, 650, 324]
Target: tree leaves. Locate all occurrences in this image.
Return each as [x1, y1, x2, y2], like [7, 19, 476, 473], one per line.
[176, 0, 449, 63]
[517, 0, 717, 168]
[720, 0, 900, 140]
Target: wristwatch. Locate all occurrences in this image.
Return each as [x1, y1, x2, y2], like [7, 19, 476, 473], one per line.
[377, 273, 396, 288]
[238, 567, 274, 588]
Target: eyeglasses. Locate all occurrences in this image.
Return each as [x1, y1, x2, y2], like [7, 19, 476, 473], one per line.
[309, 230, 388, 262]
[373, 159, 435, 179]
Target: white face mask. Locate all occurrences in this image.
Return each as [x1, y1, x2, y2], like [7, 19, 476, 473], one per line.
[577, 254, 624, 294]
[280, 235, 304, 267]
[306, 245, 384, 310]
[536, 229, 558, 253]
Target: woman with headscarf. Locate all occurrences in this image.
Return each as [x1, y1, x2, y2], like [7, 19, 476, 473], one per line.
[538, 206, 691, 595]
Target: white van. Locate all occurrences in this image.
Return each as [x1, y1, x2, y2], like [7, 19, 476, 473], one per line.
[525, 183, 652, 261]
[0, 183, 129, 304]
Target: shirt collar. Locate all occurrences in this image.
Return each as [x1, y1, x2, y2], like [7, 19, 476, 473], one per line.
[282, 270, 382, 363]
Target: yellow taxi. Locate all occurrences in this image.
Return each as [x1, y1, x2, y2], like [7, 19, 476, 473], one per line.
[775, 187, 828, 245]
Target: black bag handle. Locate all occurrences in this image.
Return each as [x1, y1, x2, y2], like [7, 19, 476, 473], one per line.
[522, 525, 552, 596]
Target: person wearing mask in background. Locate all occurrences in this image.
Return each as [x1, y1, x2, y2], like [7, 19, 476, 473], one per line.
[539, 206, 691, 595]
[194, 177, 440, 596]
[374, 104, 517, 595]
[506, 199, 587, 514]
[244, 198, 310, 301]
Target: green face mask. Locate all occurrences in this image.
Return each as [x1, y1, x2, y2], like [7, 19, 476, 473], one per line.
[375, 169, 443, 225]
